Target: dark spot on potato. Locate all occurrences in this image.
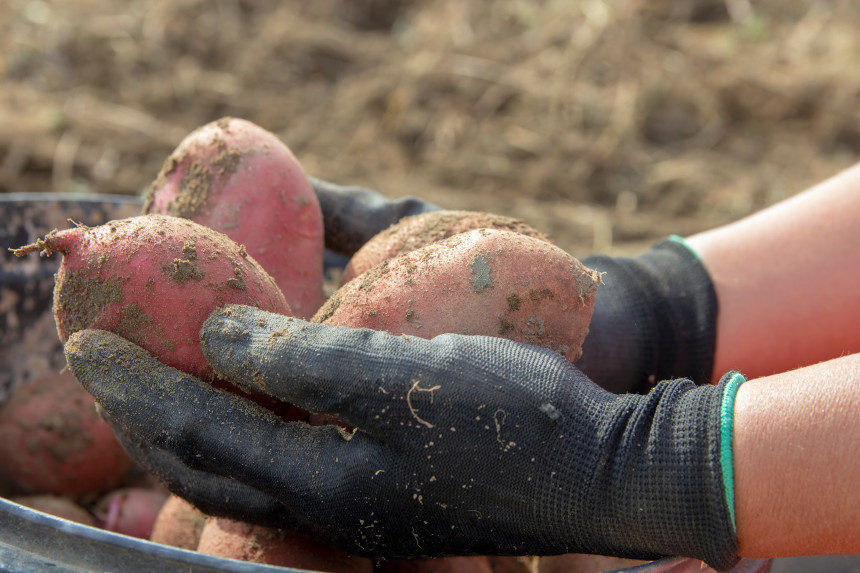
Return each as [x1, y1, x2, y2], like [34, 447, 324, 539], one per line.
[498, 318, 514, 336]
[119, 303, 154, 343]
[470, 254, 493, 293]
[529, 288, 554, 302]
[182, 241, 198, 260]
[506, 293, 521, 311]
[211, 145, 242, 181]
[170, 161, 213, 219]
[406, 309, 421, 327]
[163, 258, 205, 282]
[525, 315, 546, 338]
[359, 260, 390, 292]
[56, 272, 124, 336]
[226, 275, 247, 291]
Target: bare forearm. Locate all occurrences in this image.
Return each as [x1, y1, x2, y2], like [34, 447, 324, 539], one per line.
[732, 353, 860, 557]
[687, 163, 860, 380]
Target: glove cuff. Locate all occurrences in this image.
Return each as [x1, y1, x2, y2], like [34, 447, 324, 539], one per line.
[581, 237, 718, 393]
[583, 373, 742, 570]
[645, 236, 719, 386]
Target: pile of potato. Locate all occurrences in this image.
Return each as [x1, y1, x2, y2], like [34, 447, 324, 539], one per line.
[10, 118, 609, 572]
[0, 370, 169, 538]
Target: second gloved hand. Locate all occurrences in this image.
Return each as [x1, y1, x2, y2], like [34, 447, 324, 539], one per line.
[577, 238, 719, 394]
[310, 178, 439, 257]
[310, 177, 719, 396]
[65, 305, 741, 569]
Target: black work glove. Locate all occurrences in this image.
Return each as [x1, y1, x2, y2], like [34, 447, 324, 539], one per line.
[577, 238, 719, 394]
[65, 305, 741, 570]
[310, 178, 439, 258]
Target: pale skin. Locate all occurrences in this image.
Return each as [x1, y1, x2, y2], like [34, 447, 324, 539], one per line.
[686, 163, 860, 557]
[687, 162, 860, 380]
[732, 354, 860, 557]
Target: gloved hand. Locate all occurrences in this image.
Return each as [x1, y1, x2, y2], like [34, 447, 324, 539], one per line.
[310, 178, 439, 258]
[65, 305, 741, 570]
[577, 237, 719, 394]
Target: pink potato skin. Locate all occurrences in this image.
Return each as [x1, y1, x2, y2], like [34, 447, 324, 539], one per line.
[341, 210, 549, 285]
[316, 229, 600, 363]
[144, 117, 324, 319]
[93, 487, 169, 539]
[0, 372, 133, 497]
[17, 214, 291, 382]
[197, 517, 374, 573]
[149, 494, 208, 550]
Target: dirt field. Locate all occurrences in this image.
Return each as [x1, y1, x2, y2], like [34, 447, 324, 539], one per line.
[1, 0, 858, 256]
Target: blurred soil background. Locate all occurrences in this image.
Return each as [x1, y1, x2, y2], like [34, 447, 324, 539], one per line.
[1, 0, 859, 256]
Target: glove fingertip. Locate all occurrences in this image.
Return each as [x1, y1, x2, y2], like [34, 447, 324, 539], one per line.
[64, 329, 148, 391]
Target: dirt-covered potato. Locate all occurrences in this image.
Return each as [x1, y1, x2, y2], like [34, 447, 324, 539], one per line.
[197, 517, 373, 572]
[149, 494, 208, 550]
[342, 210, 549, 285]
[14, 214, 291, 382]
[0, 371, 132, 497]
[317, 228, 600, 363]
[144, 118, 324, 319]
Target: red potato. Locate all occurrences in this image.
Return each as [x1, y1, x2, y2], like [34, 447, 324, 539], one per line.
[0, 371, 132, 497]
[197, 517, 374, 573]
[13, 214, 291, 382]
[144, 117, 324, 319]
[93, 487, 169, 539]
[316, 229, 600, 363]
[149, 494, 208, 550]
[342, 210, 549, 285]
[11, 495, 97, 526]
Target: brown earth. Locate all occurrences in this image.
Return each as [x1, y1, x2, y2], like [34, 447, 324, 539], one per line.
[1, 0, 858, 258]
